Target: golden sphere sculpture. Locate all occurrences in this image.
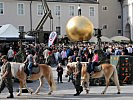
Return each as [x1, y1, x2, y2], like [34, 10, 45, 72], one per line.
[66, 16, 94, 41]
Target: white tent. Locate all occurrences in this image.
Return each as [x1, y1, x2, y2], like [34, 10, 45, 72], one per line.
[0, 24, 34, 40]
[110, 36, 130, 42]
[89, 36, 112, 43]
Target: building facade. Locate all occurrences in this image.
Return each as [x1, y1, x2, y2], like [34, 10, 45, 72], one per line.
[0, 0, 99, 42]
[123, 0, 133, 40]
[1, 0, 132, 41]
[99, 0, 133, 40]
[98, 0, 121, 38]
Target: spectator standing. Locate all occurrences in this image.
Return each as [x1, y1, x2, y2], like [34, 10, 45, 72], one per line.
[47, 51, 56, 67]
[78, 4, 81, 16]
[66, 47, 72, 57]
[115, 47, 121, 55]
[127, 45, 133, 55]
[56, 63, 63, 83]
[72, 51, 78, 62]
[33, 52, 39, 64]
[7, 47, 14, 61]
[43, 47, 50, 63]
[54, 49, 61, 63]
[88, 47, 93, 61]
[67, 56, 73, 82]
[61, 48, 67, 65]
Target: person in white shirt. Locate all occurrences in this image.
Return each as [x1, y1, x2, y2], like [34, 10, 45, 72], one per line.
[126, 45, 133, 55]
[78, 4, 81, 16]
[54, 49, 61, 63]
[43, 47, 50, 63]
[7, 47, 14, 61]
[61, 48, 67, 65]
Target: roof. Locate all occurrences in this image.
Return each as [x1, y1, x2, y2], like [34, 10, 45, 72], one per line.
[89, 36, 112, 43]
[18, 0, 99, 4]
[0, 24, 19, 38]
[0, 24, 34, 40]
[110, 36, 130, 42]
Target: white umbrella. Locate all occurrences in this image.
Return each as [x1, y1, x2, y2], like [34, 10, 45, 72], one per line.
[89, 36, 112, 43]
[110, 36, 130, 42]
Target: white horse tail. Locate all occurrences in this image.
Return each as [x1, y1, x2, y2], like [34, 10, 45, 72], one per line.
[50, 68, 56, 91]
[112, 65, 120, 93]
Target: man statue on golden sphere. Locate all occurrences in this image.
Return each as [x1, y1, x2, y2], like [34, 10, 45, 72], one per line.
[66, 16, 94, 41]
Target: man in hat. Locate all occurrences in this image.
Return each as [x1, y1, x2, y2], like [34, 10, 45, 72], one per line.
[0, 55, 14, 98]
[73, 57, 83, 96]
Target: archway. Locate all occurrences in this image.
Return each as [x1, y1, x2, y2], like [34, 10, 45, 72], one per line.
[125, 23, 131, 39]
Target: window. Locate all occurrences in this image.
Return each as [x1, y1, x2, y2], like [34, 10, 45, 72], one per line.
[0, 2, 4, 15]
[19, 26, 24, 32]
[69, 5, 74, 16]
[118, 29, 122, 35]
[69, 0, 75, 2]
[55, 5, 60, 16]
[103, 25, 107, 29]
[118, 15, 121, 19]
[102, 6, 108, 11]
[17, 3, 24, 15]
[37, 4, 44, 15]
[56, 27, 61, 35]
[89, 7, 94, 16]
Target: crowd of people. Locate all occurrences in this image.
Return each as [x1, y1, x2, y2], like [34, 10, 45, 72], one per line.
[0, 42, 133, 66]
[0, 42, 133, 97]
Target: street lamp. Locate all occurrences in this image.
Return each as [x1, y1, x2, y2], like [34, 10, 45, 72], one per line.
[30, 0, 33, 31]
[19, 31, 25, 52]
[94, 28, 106, 63]
[94, 28, 102, 50]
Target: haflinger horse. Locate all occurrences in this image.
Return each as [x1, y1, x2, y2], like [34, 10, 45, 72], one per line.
[65, 62, 120, 94]
[10, 62, 56, 96]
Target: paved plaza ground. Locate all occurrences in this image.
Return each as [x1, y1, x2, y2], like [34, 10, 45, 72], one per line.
[0, 67, 133, 100]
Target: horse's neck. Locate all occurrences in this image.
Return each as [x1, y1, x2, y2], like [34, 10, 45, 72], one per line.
[10, 62, 24, 77]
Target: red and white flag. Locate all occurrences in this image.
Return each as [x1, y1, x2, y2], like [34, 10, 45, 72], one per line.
[48, 31, 57, 47]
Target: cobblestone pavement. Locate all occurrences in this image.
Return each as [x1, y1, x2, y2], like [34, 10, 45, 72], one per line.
[0, 67, 133, 100]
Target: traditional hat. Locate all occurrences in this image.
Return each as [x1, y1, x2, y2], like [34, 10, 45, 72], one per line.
[1, 55, 7, 59]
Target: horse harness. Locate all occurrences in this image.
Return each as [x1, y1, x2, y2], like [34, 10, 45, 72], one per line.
[24, 63, 40, 75]
[87, 62, 102, 73]
[94, 65, 102, 72]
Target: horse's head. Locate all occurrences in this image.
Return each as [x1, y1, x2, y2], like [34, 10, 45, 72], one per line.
[65, 63, 75, 77]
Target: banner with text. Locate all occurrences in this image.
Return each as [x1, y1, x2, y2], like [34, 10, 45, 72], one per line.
[48, 31, 57, 47]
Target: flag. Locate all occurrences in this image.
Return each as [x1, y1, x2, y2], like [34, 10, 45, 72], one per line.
[48, 31, 57, 47]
